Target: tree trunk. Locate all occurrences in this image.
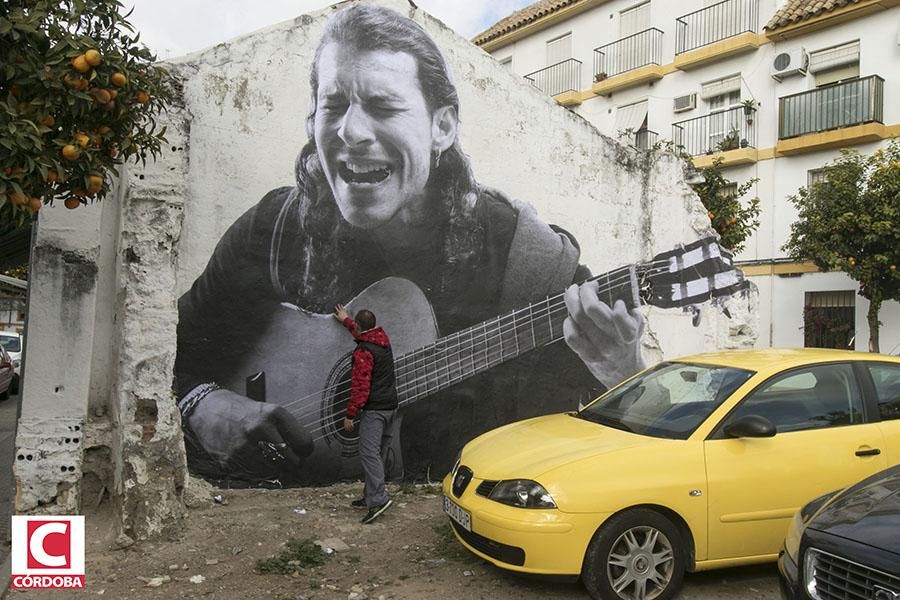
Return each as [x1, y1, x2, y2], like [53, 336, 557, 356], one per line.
[867, 296, 881, 353]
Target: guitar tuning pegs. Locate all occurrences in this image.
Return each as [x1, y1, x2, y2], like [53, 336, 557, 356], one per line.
[685, 305, 702, 327]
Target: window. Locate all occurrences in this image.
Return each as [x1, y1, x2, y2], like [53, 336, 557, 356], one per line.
[707, 91, 741, 151]
[810, 41, 860, 86]
[804, 291, 855, 349]
[615, 99, 648, 135]
[620, 1, 651, 37]
[727, 363, 863, 433]
[546, 33, 572, 66]
[807, 168, 832, 190]
[867, 364, 900, 422]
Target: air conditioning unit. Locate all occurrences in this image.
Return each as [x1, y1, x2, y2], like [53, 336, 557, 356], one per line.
[673, 93, 697, 113]
[771, 49, 809, 81]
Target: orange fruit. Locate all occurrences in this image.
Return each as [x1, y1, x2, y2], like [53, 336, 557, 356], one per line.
[47, 170, 59, 183]
[29, 197, 42, 211]
[64, 197, 81, 210]
[41, 114, 55, 128]
[87, 174, 103, 194]
[108, 89, 118, 99]
[90, 88, 111, 104]
[111, 72, 127, 87]
[74, 132, 90, 147]
[61, 144, 80, 160]
[71, 55, 90, 73]
[97, 126, 111, 135]
[7, 192, 26, 205]
[10, 84, 21, 98]
[84, 49, 102, 67]
[136, 90, 150, 104]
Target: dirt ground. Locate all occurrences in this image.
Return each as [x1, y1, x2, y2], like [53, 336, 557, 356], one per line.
[10, 479, 781, 599]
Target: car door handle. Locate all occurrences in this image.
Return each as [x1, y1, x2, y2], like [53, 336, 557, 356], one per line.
[855, 448, 881, 457]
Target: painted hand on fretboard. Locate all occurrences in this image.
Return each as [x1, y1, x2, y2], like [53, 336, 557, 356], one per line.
[562, 280, 646, 391]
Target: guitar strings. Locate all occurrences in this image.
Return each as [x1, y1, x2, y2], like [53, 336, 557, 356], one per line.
[279, 259, 687, 430]
[280, 251, 735, 438]
[287, 265, 678, 437]
[277, 261, 662, 419]
[302, 256, 739, 443]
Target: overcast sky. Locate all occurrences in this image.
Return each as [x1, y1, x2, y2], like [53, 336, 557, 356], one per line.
[125, 0, 533, 59]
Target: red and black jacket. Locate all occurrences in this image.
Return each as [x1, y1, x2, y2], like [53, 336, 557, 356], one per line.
[342, 318, 398, 418]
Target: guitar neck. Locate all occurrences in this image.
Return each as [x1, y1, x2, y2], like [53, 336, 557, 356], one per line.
[394, 264, 639, 407]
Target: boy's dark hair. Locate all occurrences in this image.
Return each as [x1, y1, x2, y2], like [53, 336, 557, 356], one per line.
[355, 309, 376, 331]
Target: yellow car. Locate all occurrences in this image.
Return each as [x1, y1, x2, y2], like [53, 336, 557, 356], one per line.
[441, 349, 900, 600]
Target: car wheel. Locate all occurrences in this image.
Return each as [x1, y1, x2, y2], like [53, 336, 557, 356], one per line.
[0, 387, 7, 401]
[582, 508, 686, 600]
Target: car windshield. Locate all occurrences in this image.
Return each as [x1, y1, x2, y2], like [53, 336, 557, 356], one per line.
[0, 336, 20, 353]
[576, 362, 755, 439]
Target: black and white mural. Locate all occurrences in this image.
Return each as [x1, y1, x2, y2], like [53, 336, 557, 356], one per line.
[174, 3, 747, 485]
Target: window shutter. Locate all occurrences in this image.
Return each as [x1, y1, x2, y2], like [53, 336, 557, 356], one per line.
[546, 33, 572, 65]
[700, 74, 742, 100]
[809, 41, 860, 74]
[615, 100, 649, 132]
[620, 2, 651, 36]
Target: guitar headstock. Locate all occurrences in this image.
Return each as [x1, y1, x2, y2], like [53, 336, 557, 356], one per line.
[639, 237, 749, 309]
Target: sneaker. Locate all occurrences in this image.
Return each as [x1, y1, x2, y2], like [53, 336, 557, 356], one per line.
[360, 499, 393, 524]
[351, 497, 366, 508]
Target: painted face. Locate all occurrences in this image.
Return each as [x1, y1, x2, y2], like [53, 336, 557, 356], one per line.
[314, 44, 442, 230]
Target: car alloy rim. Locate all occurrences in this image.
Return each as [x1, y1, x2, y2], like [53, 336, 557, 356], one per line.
[606, 525, 675, 600]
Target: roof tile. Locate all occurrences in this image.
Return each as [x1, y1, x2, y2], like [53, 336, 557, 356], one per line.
[765, 0, 863, 31]
[472, 0, 586, 46]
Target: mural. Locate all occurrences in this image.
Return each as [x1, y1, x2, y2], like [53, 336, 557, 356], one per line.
[175, 4, 746, 485]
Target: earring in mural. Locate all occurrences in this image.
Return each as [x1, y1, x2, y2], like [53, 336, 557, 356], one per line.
[432, 149, 442, 169]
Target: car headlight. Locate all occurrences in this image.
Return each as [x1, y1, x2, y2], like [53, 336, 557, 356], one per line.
[488, 479, 556, 509]
[784, 510, 804, 564]
[12, 359, 19, 369]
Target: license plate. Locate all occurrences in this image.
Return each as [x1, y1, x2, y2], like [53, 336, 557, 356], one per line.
[442, 495, 471, 532]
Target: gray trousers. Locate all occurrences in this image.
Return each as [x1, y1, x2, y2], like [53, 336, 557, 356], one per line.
[359, 409, 397, 508]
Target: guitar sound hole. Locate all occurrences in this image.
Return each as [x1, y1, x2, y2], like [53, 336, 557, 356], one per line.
[323, 354, 359, 458]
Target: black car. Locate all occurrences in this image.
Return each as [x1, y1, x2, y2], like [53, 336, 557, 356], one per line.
[779, 464, 900, 600]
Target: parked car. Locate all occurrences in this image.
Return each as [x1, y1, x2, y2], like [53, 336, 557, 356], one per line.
[0, 331, 22, 394]
[441, 349, 900, 600]
[779, 467, 900, 600]
[0, 345, 14, 400]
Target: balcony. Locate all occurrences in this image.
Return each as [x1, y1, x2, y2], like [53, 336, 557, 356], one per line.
[524, 58, 583, 107]
[592, 28, 665, 96]
[633, 129, 659, 151]
[674, 0, 766, 70]
[673, 106, 759, 169]
[776, 75, 887, 155]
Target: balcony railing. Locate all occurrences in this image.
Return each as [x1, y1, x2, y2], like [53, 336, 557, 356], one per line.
[524, 58, 582, 97]
[672, 106, 757, 156]
[778, 75, 884, 139]
[594, 28, 664, 79]
[675, 0, 759, 55]
[633, 129, 658, 150]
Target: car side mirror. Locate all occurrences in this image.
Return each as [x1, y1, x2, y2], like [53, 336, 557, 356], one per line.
[724, 414, 776, 438]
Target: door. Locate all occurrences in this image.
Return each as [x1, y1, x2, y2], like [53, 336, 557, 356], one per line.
[704, 363, 886, 560]
[865, 362, 900, 463]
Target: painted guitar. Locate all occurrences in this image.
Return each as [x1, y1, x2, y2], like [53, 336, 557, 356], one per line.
[220, 237, 748, 483]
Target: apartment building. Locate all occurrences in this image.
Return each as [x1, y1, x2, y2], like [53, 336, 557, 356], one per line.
[474, 0, 900, 353]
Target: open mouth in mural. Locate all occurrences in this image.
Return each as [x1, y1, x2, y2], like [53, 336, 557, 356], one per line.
[338, 160, 392, 185]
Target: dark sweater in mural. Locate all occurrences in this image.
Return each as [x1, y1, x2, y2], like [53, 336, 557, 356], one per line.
[176, 186, 604, 478]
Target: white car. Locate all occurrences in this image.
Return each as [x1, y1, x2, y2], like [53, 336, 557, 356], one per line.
[0, 331, 23, 394]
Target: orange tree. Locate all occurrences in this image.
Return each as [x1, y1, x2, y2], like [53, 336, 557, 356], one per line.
[0, 0, 176, 225]
[691, 158, 760, 254]
[783, 141, 900, 353]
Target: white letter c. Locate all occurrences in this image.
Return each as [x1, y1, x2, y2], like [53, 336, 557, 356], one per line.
[30, 522, 67, 567]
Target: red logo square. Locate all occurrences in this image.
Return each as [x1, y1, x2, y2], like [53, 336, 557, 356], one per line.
[26, 520, 71, 570]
